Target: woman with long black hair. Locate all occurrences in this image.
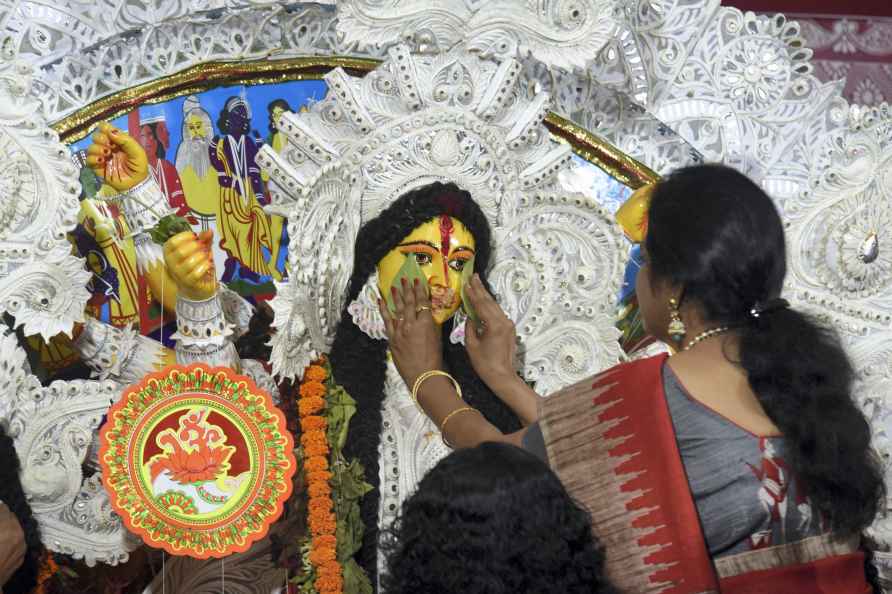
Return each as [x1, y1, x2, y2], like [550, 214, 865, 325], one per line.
[382, 164, 885, 593]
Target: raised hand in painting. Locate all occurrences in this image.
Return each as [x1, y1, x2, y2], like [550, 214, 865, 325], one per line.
[0, 502, 25, 588]
[164, 230, 217, 301]
[378, 278, 444, 389]
[85, 122, 149, 192]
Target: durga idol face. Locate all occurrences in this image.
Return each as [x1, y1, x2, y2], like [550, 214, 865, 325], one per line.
[376, 215, 475, 325]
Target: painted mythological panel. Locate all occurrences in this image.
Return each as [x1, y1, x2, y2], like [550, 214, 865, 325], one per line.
[31, 80, 326, 375]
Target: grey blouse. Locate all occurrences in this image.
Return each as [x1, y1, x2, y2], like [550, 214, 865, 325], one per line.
[522, 363, 823, 557]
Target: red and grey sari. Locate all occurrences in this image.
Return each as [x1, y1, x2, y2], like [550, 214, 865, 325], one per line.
[539, 354, 869, 593]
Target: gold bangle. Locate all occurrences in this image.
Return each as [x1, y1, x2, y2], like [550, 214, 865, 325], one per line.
[411, 370, 463, 407]
[440, 407, 482, 448]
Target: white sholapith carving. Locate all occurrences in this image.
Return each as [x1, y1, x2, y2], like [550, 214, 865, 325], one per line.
[0, 0, 890, 560]
[0, 50, 89, 339]
[336, 0, 620, 71]
[0, 332, 137, 565]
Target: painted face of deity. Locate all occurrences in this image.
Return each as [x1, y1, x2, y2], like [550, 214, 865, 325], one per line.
[139, 125, 158, 158]
[155, 122, 170, 150]
[227, 105, 251, 137]
[377, 216, 476, 324]
[185, 113, 208, 140]
[270, 106, 286, 131]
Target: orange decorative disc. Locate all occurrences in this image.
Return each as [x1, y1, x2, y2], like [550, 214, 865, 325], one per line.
[99, 364, 295, 558]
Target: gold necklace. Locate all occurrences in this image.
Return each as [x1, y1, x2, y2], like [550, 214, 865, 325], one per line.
[683, 327, 730, 351]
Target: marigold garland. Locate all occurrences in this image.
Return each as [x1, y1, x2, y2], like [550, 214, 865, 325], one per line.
[298, 396, 325, 417]
[308, 512, 337, 536]
[306, 469, 332, 483]
[301, 416, 328, 432]
[300, 382, 327, 399]
[298, 361, 344, 594]
[33, 551, 59, 594]
[304, 366, 328, 382]
[308, 482, 332, 498]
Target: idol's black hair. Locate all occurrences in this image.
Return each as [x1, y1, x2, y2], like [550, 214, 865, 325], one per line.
[328, 182, 521, 582]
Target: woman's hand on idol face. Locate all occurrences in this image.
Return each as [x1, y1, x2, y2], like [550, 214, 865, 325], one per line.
[464, 274, 518, 388]
[377, 278, 443, 389]
[163, 230, 218, 301]
[0, 502, 26, 587]
[85, 122, 149, 192]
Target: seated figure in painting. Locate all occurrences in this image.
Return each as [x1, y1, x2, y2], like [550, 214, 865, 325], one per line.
[327, 181, 521, 581]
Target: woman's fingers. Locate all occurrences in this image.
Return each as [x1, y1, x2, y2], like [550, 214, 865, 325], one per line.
[470, 275, 510, 323]
[401, 278, 417, 318]
[413, 277, 432, 314]
[164, 233, 204, 270]
[391, 282, 406, 321]
[465, 316, 481, 348]
[86, 142, 110, 170]
[378, 298, 395, 339]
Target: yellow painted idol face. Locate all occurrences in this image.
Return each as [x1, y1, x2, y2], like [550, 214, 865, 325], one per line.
[377, 216, 476, 324]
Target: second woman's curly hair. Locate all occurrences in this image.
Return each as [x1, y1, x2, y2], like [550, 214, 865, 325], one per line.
[328, 182, 521, 582]
[380, 442, 616, 594]
[645, 163, 885, 536]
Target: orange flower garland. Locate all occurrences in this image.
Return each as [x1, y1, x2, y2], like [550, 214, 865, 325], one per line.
[33, 551, 59, 594]
[299, 360, 343, 594]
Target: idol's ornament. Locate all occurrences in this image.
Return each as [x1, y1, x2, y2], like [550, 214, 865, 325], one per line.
[99, 364, 295, 558]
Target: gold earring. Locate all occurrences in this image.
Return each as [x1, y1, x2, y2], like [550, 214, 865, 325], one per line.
[668, 297, 686, 343]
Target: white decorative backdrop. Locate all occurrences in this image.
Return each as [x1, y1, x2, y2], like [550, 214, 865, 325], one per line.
[0, 0, 890, 581]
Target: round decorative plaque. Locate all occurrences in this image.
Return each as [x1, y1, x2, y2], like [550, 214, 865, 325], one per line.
[99, 364, 296, 558]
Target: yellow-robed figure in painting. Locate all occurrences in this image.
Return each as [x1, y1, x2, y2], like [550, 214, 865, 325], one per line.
[210, 96, 278, 283]
[176, 96, 221, 232]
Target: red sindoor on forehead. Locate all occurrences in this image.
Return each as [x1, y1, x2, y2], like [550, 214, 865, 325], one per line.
[439, 215, 454, 280]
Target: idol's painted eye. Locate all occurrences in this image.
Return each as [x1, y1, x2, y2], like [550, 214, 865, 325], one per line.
[448, 258, 469, 272]
[414, 252, 432, 266]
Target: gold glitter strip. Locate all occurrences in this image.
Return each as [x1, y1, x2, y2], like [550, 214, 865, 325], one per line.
[52, 57, 381, 143]
[544, 112, 660, 188]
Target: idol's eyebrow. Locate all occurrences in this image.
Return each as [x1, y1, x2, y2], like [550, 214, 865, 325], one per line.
[452, 245, 475, 254]
[397, 240, 440, 250]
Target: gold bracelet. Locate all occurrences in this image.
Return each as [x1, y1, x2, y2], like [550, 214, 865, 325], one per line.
[440, 407, 482, 448]
[411, 370, 463, 407]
